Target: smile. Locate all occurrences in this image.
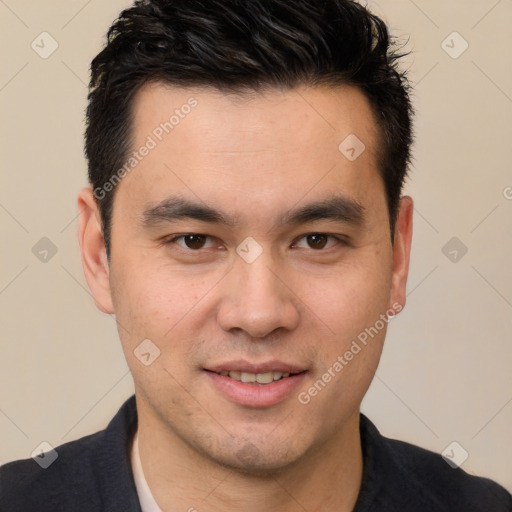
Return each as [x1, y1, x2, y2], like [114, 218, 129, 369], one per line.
[204, 367, 308, 407]
[213, 370, 296, 384]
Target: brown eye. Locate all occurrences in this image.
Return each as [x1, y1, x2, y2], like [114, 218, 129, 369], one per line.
[293, 233, 341, 251]
[164, 234, 220, 254]
[306, 234, 328, 249]
[183, 234, 208, 249]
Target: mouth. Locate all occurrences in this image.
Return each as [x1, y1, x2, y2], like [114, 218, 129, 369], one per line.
[205, 369, 306, 385]
[203, 362, 308, 407]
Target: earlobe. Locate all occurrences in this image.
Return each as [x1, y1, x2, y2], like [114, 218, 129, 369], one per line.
[77, 187, 114, 314]
[389, 196, 414, 314]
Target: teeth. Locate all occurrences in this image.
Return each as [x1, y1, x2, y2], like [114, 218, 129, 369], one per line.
[256, 372, 274, 384]
[223, 370, 292, 384]
[240, 372, 256, 383]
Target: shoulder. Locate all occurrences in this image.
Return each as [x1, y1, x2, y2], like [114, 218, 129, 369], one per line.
[385, 436, 512, 510]
[0, 430, 105, 511]
[0, 395, 140, 512]
[358, 414, 512, 512]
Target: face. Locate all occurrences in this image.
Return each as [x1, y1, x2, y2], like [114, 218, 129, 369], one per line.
[79, 82, 412, 474]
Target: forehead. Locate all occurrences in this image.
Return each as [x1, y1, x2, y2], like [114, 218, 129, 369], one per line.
[131, 81, 378, 151]
[119, 82, 384, 222]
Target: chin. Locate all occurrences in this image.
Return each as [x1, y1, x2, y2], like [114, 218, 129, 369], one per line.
[213, 452, 296, 478]
[204, 437, 306, 477]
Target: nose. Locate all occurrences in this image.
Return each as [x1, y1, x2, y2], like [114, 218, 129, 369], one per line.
[216, 253, 301, 339]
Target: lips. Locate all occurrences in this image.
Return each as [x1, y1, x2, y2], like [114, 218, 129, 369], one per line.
[204, 360, 307, 385]
[204, 360, 307, 375]
[203, 360, 308, 407]
[215, 370, 292, 384]
[207, 370, 297, 384]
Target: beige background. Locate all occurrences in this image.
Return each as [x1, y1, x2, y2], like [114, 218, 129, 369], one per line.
[1, 0, 511, 493]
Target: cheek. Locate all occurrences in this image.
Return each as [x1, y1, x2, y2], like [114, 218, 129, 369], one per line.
[109, 259, 221, 360]
[302, 258, 392, 345]
[296, 263, 392, 427]
[109, 271, 190, 392]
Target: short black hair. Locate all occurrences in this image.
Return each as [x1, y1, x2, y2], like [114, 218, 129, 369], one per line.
[85, 0, 413, 259]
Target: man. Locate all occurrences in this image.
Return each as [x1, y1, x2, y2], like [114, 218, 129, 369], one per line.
[1, 0, 510, 510]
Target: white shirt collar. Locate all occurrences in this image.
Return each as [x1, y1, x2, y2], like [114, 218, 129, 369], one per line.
[130, 431, 164, 512]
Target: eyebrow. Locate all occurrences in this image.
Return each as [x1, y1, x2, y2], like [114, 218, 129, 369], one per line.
[141, 197, 235, 228]
[140, 195, 365, 230]
[280, 196, 365, 228]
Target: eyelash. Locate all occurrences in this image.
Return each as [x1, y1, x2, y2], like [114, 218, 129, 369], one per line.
[163, 233, 348, 252]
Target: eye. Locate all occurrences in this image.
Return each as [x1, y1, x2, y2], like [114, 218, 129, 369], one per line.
[293, 233, 340, 250]
[167, 234, 216, 250]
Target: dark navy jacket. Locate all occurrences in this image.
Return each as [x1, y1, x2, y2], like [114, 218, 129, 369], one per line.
[1, 395, 511, 511]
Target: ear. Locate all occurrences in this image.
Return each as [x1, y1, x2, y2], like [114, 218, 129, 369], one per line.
[77, 187, 114, 314]
[389, 196, 413, 314]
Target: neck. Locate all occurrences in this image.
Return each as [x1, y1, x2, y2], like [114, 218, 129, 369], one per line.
[135, 401, 363, 512]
